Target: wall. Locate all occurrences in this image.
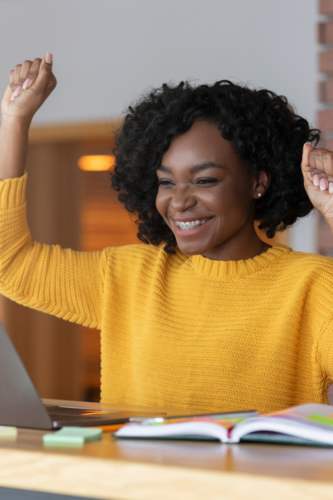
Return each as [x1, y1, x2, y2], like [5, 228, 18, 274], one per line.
[0, 0, 318, 249]
[0, 0, 317, 124]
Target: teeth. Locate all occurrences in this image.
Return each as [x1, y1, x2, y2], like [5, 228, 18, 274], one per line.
[175, 219, 208, 230]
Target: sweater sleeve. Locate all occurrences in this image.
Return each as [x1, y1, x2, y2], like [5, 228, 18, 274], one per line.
[316, 314, 333, 384]
[0, 173, 110, 329]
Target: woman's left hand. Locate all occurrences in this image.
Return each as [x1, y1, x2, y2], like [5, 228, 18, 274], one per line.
[301, 143, 333, 226]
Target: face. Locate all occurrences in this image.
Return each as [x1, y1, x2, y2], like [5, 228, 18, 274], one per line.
[155, 120, 269, 260]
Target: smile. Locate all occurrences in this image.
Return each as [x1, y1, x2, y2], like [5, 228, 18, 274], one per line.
[174, 220, 208, 230]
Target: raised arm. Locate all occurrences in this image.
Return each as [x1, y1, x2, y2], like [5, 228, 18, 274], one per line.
[0, 54, 109, 329]
[301, 143, 333, 233]
[0, 53, 56, 179]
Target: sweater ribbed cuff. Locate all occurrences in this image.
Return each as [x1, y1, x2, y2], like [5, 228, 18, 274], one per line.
[0, 172, 27, 209]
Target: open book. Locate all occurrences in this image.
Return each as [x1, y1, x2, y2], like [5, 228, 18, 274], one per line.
[114, 404, 333, 446]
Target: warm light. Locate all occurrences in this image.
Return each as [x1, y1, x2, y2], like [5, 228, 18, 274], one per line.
[77, 155, 116, 171]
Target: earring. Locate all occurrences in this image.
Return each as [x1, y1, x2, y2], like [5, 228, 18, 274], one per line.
[258, 193, 262, 198]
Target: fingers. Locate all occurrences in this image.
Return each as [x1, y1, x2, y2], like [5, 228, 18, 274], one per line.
[9, 70, 14, 87]
[10, 58, 40, 100]
[13, 64, 21, 84]
[19, 60, 33, 89]
[37, 53, 57, 96]
[11, 65, 23, 99]
[21, 58, 39, 89]
[301, 143, 313, 169]
[22, 57, 42, 90]
[306, 147, 333, 194]
[9, 53, 56, 101]
[301, 143, 314, 185]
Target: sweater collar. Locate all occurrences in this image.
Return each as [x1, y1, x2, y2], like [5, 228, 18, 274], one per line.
[190, 243, 292, 279]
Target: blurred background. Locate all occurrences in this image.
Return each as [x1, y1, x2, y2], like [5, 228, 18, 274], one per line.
[0, 0, 330, 402]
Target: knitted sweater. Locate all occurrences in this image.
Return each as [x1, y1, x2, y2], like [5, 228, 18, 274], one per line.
[1, 173, 333, 414]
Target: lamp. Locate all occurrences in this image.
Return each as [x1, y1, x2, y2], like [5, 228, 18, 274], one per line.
[77, 155, 115, 171]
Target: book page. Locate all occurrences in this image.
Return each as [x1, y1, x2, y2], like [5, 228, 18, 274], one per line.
[230, 404, 333, 445]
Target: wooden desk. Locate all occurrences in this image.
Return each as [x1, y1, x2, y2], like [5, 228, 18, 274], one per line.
[1, 400, 333, 500]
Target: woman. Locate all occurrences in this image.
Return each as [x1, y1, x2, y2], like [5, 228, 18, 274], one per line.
[1, 53, 333, 414]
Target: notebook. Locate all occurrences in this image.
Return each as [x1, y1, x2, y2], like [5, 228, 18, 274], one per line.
[0, 321, 164, 429]
[114, 403, 333, 446]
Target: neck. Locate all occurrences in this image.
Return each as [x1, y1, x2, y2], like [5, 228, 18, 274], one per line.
[202, 228, 271, 262]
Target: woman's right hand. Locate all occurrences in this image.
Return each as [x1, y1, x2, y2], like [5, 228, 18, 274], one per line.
[1, 53, 57, 125]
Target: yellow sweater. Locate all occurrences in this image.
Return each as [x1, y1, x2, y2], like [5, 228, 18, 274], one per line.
[1, 173, 333, 413]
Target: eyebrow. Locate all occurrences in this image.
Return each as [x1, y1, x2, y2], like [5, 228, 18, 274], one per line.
[157, 161, 227, 174]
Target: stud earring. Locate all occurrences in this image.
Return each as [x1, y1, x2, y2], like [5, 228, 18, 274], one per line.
[258, 193, 262, 198]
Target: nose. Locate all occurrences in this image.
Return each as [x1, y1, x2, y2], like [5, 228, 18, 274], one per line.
[170, 184, 197, 212]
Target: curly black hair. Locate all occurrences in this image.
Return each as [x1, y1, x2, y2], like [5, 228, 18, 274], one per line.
[111, 80, 320, 254]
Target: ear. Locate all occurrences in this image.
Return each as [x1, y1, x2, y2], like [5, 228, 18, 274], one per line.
[252, 170, 270, 197]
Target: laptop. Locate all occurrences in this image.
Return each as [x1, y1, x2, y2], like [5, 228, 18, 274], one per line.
[0, 321, 165, 429]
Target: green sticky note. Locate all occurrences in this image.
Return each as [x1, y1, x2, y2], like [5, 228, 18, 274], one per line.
[307, 414, 333, 426]
[0, 426, 17, 438]
[43, 427, 102, 447]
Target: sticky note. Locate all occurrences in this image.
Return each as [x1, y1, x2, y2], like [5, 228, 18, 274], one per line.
[43, 427, 102, 447]
[307, 414, 333, 427]
[0, 426, 17, 439]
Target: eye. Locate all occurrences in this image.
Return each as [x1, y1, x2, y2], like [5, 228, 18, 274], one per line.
[157, 179, 174, 186]
[196, 178, 218, 185]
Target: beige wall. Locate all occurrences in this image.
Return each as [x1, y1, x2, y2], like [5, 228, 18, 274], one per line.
[0, 0, 317, 126]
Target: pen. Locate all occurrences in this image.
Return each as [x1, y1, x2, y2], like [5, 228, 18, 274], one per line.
[129, 410, 258, 423]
